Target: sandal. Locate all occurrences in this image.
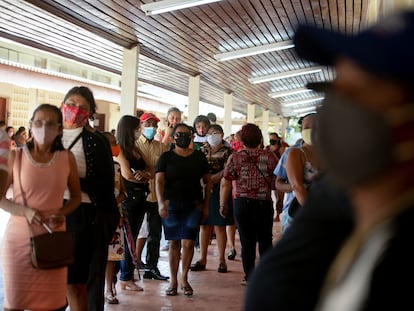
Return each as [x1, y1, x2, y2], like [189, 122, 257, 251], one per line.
[105, 294, 119, 304]
[120, 280, 144, 291]
[227, 249, 237, 260]
[181, 284, 193, 296]
[190, 261, 206, 271]
[165, 287, 178, 296]
[218, 262, 227, 273]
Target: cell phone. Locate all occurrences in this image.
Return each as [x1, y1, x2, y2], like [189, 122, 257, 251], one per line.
[131, 168, 136, 173]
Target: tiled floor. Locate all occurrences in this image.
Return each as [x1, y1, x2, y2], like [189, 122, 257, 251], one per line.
[104, 222, 282, 311]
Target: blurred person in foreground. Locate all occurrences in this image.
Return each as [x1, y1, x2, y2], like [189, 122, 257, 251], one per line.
[245, 9, 414, 311]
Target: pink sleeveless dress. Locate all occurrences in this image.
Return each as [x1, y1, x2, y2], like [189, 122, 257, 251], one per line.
[1, 147, 70, 310]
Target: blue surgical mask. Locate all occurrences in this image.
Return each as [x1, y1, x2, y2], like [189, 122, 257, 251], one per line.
[143, 127, 157, 140]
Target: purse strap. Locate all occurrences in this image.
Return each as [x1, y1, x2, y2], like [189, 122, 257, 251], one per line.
[17, 149, 52, 234]
[17, 149, 27, 206]
[242, 150, 271, 189]
[68, 131, 82, 150]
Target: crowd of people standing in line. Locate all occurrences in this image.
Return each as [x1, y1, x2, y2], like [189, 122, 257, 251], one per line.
[1, 8, 413, 311]
[0, 89, 296, 309]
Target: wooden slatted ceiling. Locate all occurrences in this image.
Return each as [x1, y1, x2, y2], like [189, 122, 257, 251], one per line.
[0, 0, 370, 117]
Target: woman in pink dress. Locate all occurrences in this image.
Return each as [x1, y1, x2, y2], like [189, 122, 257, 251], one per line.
[0, 104, 81, 311]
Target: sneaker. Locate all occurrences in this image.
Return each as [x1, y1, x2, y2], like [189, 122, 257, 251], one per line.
[241, 277, 248, 286]
[161, 244, 169, 251]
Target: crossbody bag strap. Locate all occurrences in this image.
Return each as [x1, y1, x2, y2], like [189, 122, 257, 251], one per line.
[17, 149, 27, 206]
[68, 131, 83, 150]
[17, 149, 51, 234]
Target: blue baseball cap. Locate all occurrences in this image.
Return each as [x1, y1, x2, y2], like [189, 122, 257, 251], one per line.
[294, 10, 414, 83]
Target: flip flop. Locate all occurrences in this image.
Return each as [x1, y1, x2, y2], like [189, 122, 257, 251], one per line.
[165, 287, 178, 296]
[181, 284, 193, 296]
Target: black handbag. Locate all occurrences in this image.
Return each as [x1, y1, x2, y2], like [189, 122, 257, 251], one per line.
[287, 196, 301, 217]
[287, 184, 311, 218]
[30, 230, 74, 269]
[17, 149, 74, 269]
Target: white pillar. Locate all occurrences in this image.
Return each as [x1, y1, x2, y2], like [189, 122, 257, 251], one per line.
[247, 103, 255, 123]
[120, 45, 139, 116]
[261, 109, 270, 146]
[187, 74, 200, 124]
[223, 92, 233, 137]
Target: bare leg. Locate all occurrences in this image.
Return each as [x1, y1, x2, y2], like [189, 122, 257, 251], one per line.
[194, 224, 210, 265]
[215, 226, 227, 264]
[105, 261, 115, 295]
[67, 283, 88, 311]
[136, 237, 147, 265]
[180, 239, 195, 286]
[226, 224, 236, 251]
[168, 240, 181, 289]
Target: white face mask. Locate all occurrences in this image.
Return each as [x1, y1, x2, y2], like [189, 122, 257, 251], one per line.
[31, 126, 59, 145]
[207, 133, 222, 147]
[301, 128, 312, 145]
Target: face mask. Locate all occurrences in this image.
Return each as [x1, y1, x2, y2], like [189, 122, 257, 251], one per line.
[143, 127, 157, 140]
[315, 91, 414, 188]
[269, 139, 278, 145]
[62, 104, 89, 127]
[175, 133, 192, 148]
[207, 133, 222, 147]
[31, 126, 59, 146]
[301, 129, 313, 145]
[111, 145, 120, 157]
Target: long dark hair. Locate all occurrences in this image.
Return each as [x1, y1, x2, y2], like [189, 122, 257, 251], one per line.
[116, 115, 140, 160]
[63, 86, 96, 119]
[26, 104, 64, 152]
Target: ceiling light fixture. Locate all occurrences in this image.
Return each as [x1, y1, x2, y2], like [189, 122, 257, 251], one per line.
[214, 40, 294, 62]
[282, 96, 324, 107]
[248, 66, 323, 84]
[269, 87, 311, 98]
[293, 106, 318, 113]
[141, 0, 221, 15]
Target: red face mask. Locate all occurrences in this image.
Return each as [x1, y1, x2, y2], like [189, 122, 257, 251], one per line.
[111, 145, 120, 157]
[62, 104, 89, 127]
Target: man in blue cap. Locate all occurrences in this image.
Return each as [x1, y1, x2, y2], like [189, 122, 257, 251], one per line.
[245, 10, 414, 311]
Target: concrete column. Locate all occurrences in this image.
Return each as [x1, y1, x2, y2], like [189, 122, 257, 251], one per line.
[187, 74, 200, 124]
[247, 103, 255, 123]
[261, 109, 270, 146]
[223, 92, 233, 137]
[120, 45, 139, 116]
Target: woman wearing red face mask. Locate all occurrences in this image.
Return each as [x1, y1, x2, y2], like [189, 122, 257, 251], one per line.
[61, 86, 119, 311]
[1, 104, 81, 311]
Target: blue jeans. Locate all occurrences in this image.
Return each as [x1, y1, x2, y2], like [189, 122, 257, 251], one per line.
[234, 197, 273, 280]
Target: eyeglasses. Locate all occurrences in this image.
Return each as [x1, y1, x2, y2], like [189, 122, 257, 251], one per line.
[30, 120, 60, 128]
